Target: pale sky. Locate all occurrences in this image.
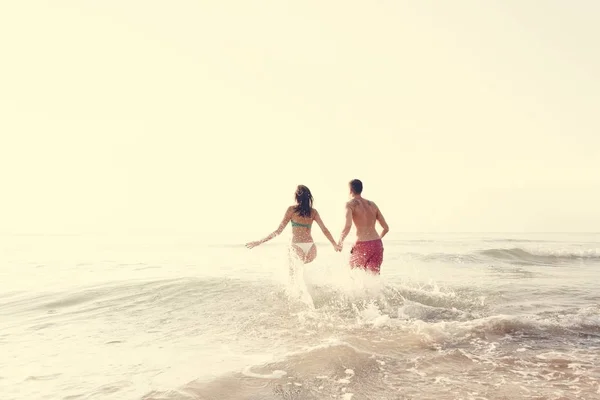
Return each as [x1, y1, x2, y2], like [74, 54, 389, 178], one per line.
[1, 1, 598, 238]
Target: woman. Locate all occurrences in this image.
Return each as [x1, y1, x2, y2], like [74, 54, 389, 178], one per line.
[245, 185, 340, 263]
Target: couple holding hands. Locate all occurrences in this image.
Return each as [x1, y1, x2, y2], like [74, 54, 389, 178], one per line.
[246, 179, 389, 274]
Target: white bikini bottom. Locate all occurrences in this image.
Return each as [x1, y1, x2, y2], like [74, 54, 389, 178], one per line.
[292, 242, 315, 255]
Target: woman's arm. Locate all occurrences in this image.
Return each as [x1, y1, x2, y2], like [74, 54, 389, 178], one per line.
[313, 209, 341, 251]
[246, 207, 293, 249]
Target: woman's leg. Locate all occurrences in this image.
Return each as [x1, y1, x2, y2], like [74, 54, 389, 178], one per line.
[303, 244, 317, 264]
[290, 244, 305, 262]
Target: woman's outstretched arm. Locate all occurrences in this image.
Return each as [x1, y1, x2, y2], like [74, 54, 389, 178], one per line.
[313, 209, 341, 252]
[246, 207, 293, 249]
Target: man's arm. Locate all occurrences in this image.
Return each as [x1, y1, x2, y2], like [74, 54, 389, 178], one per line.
[337, 202, 353, 248]
[376, 205, 389, 239]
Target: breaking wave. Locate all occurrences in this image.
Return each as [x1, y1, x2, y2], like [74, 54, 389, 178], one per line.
[478, 247, 600, 265]
[412, 247, 600, 266]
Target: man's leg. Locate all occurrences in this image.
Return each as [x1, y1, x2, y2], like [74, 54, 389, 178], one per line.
[364, 242, 383, 274]
[349, 239, 383, 274]
[349, 242, 365, 269]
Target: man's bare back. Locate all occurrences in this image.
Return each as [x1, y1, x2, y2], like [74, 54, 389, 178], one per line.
[337, 179, 389, 274]
[346, 197, 386, 241]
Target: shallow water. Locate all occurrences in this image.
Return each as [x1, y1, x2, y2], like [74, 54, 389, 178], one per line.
[1, 233, 599, 399]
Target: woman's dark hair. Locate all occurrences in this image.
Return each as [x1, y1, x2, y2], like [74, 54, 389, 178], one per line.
[294, 185, 313, 217]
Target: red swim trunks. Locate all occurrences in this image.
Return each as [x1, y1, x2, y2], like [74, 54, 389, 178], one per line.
[349, 239, 384, 274]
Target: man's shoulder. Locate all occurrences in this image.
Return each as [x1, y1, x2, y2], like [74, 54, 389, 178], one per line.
[346, 199, 359, 208]
[363, 197, 378, 207]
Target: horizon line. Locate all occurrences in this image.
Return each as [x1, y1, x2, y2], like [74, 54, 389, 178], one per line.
[1, 231, 598, 236]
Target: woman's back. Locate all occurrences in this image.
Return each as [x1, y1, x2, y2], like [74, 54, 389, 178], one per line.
[290, 207, 313, 225]
[289, 208, 314, 241]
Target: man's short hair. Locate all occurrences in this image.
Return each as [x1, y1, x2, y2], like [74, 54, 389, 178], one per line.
[349, 179, 363, 194]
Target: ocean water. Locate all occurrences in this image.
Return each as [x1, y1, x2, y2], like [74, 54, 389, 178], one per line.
[1, 232, 599, 400]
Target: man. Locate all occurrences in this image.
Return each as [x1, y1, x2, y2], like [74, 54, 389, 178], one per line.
[337, 179, 389, 274]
